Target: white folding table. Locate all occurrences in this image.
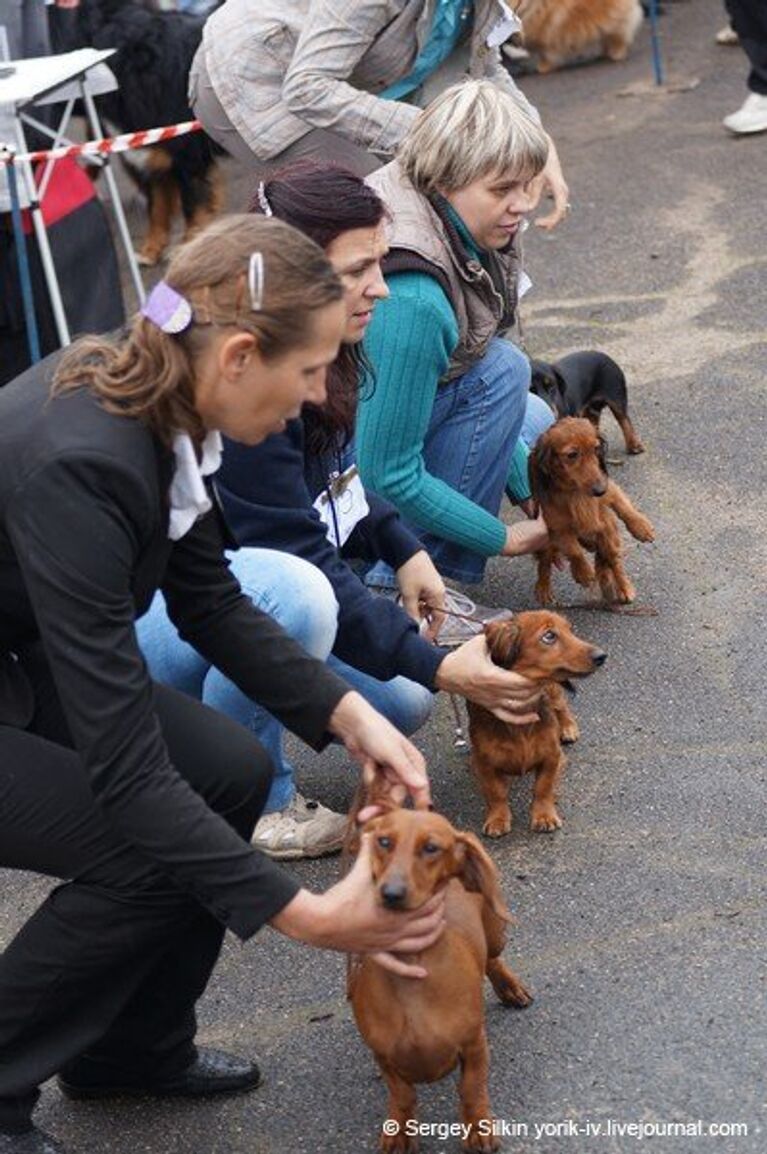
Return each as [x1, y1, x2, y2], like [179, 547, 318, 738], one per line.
[0, 47, 145, 347]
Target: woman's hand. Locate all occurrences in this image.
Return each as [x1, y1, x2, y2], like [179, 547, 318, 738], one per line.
[328, 691, 431, 810]
[434, 633, 541, 725]
[500, 513, 550, 557]
[532, 135, 570, 232]
[269, 832, 447, 978]
[395, 550, 446, 641]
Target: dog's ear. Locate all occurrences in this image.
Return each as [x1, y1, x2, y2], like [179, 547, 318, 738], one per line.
[597, 433, 609, 475]
[453, 832, 512, 923]
[529, 436, 555, 502]
[484, 619, 522, 669]
[550, 366, 569, 414]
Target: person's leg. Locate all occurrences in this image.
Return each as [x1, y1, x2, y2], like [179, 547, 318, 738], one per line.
[413, 337, 531, 584]
[189, 50, 380, 175]
[138, 550, 339, 815]
[519, 390, 557, 450]
[0, 686, 271, 1135]
[326, 655, 434, 737]
[723, 0, 767, 132]
[203, 549, 339, 814]
[725, 0, 767, 92]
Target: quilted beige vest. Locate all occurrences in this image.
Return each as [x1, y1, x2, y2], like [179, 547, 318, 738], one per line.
[368, 159, 521, 381]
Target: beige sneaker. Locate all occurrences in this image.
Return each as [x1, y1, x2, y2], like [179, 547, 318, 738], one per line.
[252, 792, 348, 860]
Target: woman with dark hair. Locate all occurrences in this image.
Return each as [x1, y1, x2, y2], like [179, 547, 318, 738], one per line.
[0, 214, 446, 1154]
[137, 164, 542, 862]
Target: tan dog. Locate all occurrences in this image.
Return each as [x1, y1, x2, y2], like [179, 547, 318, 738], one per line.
[530, 417, 655, 606]
[467, 612, 606, 837]
[349, 807, 532, 1153]
[517, 0, 643, 73]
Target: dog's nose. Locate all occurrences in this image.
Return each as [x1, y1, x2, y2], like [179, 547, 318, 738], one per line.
[591, 649, 607, 667]
[381, 880, 408, 908]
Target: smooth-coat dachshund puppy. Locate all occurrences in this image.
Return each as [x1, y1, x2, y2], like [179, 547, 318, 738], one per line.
[530, 350, 645, 455]
[349, 807, 532, 1153]
[467, 612, 606, 838]
[530, 417, 655, 605]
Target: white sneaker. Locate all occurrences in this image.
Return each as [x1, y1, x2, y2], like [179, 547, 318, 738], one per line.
[252, 792, 348, 860]
[715, 24, 738, 46]
[723, 92, 767, 135]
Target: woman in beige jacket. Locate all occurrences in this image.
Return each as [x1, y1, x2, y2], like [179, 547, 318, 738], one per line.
[190, 0, 569, 228]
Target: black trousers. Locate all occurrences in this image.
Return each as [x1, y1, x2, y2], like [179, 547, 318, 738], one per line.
[726, 0, 767, 94]
[0, 657, 272, 1133]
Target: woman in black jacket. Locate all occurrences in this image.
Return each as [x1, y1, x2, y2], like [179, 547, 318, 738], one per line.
[136, 165, 542, 863]
[0, 214, 445, 1154]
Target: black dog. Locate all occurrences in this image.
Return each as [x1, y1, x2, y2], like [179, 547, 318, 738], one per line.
[530, 350, 645, 455]
[51, 0, 223, 266]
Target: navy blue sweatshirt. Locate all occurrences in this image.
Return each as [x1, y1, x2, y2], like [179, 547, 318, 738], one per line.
[217, 420, 446, 689]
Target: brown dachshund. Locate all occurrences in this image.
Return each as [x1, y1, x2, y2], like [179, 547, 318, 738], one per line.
[530, 417, 655, 605]
[467, 612, 606, 837]
[349, 807, 532, 1153]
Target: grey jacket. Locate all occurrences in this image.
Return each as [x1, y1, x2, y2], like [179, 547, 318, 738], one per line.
[368, 158, 522, 380]
[196, 0, 538, 160]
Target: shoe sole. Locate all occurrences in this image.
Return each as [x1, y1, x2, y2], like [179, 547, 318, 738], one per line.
[724, 123, 767, 134]
[58, 1073, 262, 1101]
[255, 840, 345, 861]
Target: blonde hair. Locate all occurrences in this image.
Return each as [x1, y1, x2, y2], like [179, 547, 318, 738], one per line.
[399, 79, 549, 195]
[53, 214, 342, 445]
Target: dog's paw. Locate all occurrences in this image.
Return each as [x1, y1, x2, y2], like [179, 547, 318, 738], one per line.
[613, 578, 636, 604]
[495, 974, 534, 1009]
[381, 1127, 419, 1154]
[530, 806, 563, 832]
[534, 580, 555, 606]
[464, 1121, 501, 1152]
[135, 244, 169, 268]
[482, 812, 512, 839]
[559, 721, 579, 744]
[630, 516, 655, 543]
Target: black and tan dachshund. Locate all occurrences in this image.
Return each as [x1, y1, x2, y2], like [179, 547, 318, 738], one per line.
[530, 350, 645, 455]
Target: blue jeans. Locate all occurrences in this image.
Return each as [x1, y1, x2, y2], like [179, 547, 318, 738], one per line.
[137, 549, 433, 814]
[365, 338, 554, 586]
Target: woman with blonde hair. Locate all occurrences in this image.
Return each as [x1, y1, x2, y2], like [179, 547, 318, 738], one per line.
[0, 215, 443, 1154]
[357, 79, 557, 590]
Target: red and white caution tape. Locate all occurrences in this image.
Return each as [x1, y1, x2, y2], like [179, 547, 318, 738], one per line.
[0, 119, 203, 166]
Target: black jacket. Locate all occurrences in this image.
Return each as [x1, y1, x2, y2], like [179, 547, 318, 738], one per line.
[0, 357, 350, 939]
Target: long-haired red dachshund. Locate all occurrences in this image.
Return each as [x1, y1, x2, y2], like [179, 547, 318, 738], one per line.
[349, 807, 532, 1153]
[468, 612, 606, 837]
[530, 417, 655, 606]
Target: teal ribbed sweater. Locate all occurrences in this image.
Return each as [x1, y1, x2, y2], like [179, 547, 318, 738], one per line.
[358, 268, 531, 558]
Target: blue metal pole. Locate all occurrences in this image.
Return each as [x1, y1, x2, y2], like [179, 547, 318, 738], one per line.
[648, 0, 665, 86]
[2, 149, 42, 364]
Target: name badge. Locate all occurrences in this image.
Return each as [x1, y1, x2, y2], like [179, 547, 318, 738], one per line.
[486, 0, 523, 48]
[313, 464, 370, 548]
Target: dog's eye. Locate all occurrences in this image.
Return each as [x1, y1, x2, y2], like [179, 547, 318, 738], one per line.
[540, 630, 558, 645]
[565, 450, 579, 461]
[377, 836, 392, 850]
[421, 841, 441, 856]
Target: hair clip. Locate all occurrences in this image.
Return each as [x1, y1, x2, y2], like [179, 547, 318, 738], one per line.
[256, 181, 273, 217]
[248, 251, 265, 311]
[141, 281, 193, 334]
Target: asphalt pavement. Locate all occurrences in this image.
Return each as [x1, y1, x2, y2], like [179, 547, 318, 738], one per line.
[2, 1, 765, 1151]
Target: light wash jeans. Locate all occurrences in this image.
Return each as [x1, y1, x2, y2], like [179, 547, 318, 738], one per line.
[365, 338, 555, 587]
[137, 549, 434, 814]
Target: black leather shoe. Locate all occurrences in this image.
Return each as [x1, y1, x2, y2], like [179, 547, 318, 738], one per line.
[0, 1129, 67, 1154]
[58, 1047, 261, 1101]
